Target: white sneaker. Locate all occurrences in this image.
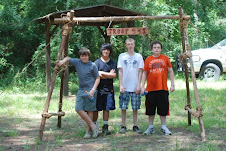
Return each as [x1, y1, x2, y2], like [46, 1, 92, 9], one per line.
[95, 121, 99, 132]
[92, 123, 99, 138]
[84, 131, 91, 139]
[143, 127, 155, 135]
[161, 127, 172, 135]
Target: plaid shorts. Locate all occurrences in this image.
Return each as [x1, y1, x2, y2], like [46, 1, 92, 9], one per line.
[119, 92, 141, 110]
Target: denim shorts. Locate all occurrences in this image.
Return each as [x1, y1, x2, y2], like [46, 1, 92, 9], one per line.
[119, 91, 141, 110]
[75, 89, 97, 111]
[96, 92, 116, 111]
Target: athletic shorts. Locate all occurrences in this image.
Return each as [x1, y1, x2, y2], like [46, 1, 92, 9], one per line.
[75, 89, 97, 111]
[96, 92, 116, 111]
[119, 92, 141, 110]
[145, 90, 169, 116]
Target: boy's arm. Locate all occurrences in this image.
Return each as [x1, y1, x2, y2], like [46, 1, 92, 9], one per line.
[141, 71, 147, 95]
[118, 68, 125, 93]
[89, 76, 100, 97]
[99, 69, 116, 79]
[57, 56, 69, 67]
[168, 67, 175, 92]
[135, 68, 142, 94]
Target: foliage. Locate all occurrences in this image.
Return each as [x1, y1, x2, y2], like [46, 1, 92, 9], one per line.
[0, 0, 225, 87]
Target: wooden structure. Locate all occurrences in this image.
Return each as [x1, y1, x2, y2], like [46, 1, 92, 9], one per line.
[35, 4, 206, 141]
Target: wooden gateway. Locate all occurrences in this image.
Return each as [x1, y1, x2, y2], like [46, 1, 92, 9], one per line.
[35, 4, 206, 141]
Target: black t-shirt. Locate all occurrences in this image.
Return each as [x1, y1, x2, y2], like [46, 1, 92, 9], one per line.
[94, 58, 117, 94]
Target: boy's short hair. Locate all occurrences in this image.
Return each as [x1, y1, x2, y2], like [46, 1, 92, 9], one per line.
[150, 40, 163, 49]
[100, 43, 113, 55]
[125, 38, 135, 44]
[78, 47, 90, 56]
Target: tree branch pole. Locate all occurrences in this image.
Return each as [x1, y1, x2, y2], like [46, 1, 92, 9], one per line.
[53, 15, 190, 24]
[179, 7, 206, 142]
[178, 7, 192, 126]
[45, 21, 51, 91]
[39, 10, 74, 141]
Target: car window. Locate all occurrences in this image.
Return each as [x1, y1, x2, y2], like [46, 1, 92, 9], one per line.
[211, 39, 226, 49]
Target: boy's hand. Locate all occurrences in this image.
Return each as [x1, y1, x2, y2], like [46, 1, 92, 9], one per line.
[120, 85, 126, 93]
[89, 89, 95, 98]
[140, 87, 145, 95]
[170, 85, 175, 92]
[110, 69, 115, 73]
[57, 60, 65, 67]
[57, 57, 69, 67]
[135, 85, 140, 94]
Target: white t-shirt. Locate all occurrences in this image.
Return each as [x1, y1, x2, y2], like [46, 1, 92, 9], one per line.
[117, 52, 144, 92]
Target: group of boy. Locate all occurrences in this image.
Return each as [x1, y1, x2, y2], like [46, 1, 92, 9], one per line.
[57, 38, 175, 139]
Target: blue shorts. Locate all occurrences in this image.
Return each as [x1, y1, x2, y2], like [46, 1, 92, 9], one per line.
[119, 92, 141, 110]
[96, 92, 116, 111]
[75, 89, 97, 111]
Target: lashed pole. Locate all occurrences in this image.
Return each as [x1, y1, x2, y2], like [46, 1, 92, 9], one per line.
[178, 8, 192, 126]
[179, 7, 206, 141]
[39, 10, 74, 141]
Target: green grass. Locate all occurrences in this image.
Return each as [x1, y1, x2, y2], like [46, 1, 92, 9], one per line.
[0, 77, 225, 150]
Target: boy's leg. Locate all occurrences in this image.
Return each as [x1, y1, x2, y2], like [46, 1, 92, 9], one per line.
[76, 110, 96, 130]
[131, 92, 142, 134]
[119, 92, 129, 134]
[133, 110, 138, 126]
[149, 115, 155, 125]
[121, 109, 126, 126]
[93, 111, 98, 122]
[144, 115, 155, 135]
[103, 110, 109, 121]
[160, 116, 166, 125]
[102, 110, 111, 135]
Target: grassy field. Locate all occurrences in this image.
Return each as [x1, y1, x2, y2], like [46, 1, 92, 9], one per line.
[0, 77, 225, 151]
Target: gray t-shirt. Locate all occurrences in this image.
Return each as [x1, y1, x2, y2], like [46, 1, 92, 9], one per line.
[69, 58, 99, 90]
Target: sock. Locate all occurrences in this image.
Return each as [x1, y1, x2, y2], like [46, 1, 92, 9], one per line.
[148, 125, 154, 129]
[161, 125, 167, 129]
[103, 121, 108, 125]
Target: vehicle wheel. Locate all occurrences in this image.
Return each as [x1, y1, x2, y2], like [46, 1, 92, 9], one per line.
[200, 63, 221, 81]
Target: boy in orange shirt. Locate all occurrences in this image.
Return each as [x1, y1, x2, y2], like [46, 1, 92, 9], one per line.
[141, 40, 175, 135]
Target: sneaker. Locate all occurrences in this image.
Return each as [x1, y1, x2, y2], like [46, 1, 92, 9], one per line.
[161, 127, 172, 135]
[95, 121, 99, 132]
[84, 131, 91, 139]
[92, 125, 99, 138]
[119, 126, 127, 134]
[133, 126, 142, 134]
[143, 127, 155, 135]
[102, 124, 111, 135]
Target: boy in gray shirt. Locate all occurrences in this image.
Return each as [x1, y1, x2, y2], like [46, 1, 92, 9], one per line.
[57, 48, 100, 139]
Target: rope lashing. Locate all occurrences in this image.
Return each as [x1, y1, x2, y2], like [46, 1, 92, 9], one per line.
[185, 105, 203, 118]
[62, 25, 72, 36]
[178, 51, 192, 64]
[42, 112, 65, 118]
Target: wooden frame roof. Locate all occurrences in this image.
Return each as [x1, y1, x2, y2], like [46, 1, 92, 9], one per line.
[36, 4, 145, 26]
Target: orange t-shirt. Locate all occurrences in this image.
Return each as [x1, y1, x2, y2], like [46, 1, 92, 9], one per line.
[144, 54, 172, 91]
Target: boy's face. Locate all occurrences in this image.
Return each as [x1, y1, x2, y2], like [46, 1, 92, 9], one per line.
[152, 43, 162, 56]
[125, 41, 135, 51]
[101, 49, 110, 58]
[80, 54, 89, 63]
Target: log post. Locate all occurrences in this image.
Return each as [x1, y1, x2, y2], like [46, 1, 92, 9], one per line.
[178, 8, 192, 126]
[45, 22, 51, 91]
[179, 7, 206, 142]
[39, 10, 74, 141]
[58, 11, 74, 128]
